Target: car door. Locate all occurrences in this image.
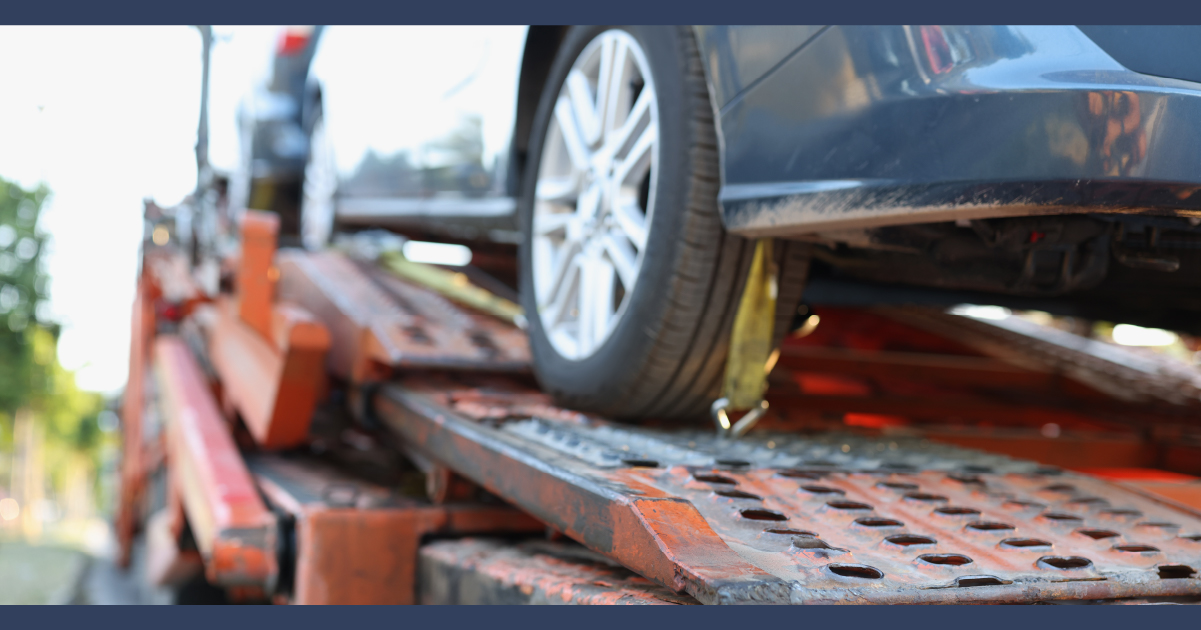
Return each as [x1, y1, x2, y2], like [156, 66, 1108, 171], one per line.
[307, 26, 528, 236]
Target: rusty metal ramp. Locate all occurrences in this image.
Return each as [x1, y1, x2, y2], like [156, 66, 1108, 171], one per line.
[376, 378, 1201, 605]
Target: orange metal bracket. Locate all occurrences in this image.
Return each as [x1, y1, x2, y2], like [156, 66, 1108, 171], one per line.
[209, 298, 330, 448]
[154, 336, 279, 590]
[251, 455, 544, 605]
[207, 210, 331, 449]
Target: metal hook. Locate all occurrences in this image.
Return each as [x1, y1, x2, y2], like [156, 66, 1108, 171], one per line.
[711, 398, 769, 440]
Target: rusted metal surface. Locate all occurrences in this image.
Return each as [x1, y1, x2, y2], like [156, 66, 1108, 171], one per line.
[375, 378, 1201, 604]
[208, 298, 330, 449]
[275, 249, 529, 382]
[419, 539, 698, 605]
[884, 307, 1201, 410]
[249, 453, 544, 604]
[154, 336, 279, 590]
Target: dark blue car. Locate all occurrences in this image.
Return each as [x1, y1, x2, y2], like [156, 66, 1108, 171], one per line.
[295, 26, 1201, 419]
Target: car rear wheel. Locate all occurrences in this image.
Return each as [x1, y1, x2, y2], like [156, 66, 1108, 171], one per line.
[519, 25, 807, 420]
[300, 109, 337, 251]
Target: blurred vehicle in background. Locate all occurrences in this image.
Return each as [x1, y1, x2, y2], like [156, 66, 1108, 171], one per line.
[234, 25, 324, 244]
[287, 26, 1201, 420]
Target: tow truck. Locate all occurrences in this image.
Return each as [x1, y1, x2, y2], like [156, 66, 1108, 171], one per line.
[112, 201, 1201, 605]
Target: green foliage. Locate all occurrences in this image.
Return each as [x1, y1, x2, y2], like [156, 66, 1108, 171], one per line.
[0, 176, 52, 416]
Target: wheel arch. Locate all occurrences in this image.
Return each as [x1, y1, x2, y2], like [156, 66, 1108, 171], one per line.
[507, 26, 571, 198]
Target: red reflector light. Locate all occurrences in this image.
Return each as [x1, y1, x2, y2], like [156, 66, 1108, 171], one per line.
[277, 27, 313, 56]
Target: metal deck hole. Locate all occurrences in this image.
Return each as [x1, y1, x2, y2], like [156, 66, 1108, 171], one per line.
[947, 473, 984, 485]
[1003, 500, 1045, 511]
[1113, 544, 1160, 553]
[715, 458, 751, 468]
[1065, 497, 1109, 510]
[693, 473, 737, 485]
[885, 534, 937, 547]
[878, 462, 917, 471]
[959, 465, 993, 474]
[1182, 534, 1201, 542]
[1137, 522, 1181, 531]
[956, 576, 1008, 588]
[1041, 484, 1077, 494]
[1035, 467, 1064, 476]
[765, 528, 818, 537]
[715, 489, 763, 500]
[1075, 529, 1119, 540]
[1040, 512, 1084, 523]
[1000, 538, 1052, 549]
[777, 470, 822, 480]
[1098, 508, 1142, 519]
[826, 563, 884, 580]
[800, 484, 845, 496]
[1158, 565, 1197, 579]
[919, 553, 974, 566]
[854, 517, 904, 528]
[805, 460, 838, 467]
[740, 508, 788, 521]
[792, 537, 844, 551]
[826, 500, 873, 511]
[933, 506, 981, 517]
[904, 492, 948, 503]
[622, 459, 659, 468]
[876, 481, 919, 491]
[1038, 556, 1093, 570]
[966, 521, 1015, 532]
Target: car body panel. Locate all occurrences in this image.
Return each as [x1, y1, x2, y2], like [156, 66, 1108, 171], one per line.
[711, 25, 1201, 237]
[692, 26, 826, 108]
[307, 26, 527, 238]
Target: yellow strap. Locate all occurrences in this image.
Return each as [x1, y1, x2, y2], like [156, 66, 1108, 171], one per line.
[721, 239, 778, 410]
[378, 251, 526, 327]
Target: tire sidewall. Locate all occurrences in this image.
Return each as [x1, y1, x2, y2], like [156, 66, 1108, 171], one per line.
[519, 25, 702, 405]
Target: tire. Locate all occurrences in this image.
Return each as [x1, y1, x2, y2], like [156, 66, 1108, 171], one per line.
[519, 26, 807, 420]
[300, 104, 338, 251]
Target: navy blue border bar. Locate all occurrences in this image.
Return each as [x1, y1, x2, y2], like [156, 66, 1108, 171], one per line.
[9, 601, 1199, 629]
[10, 0, 1201, 26]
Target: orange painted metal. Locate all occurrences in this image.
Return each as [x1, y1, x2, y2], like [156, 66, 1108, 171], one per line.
[237, 210, 279, 340]
[154, 335, 279, 590]
[275, 250, 529, 383]
[208, 297, 330, 449]
[250, 454, 544, 604]
[374, 378, 1201, 604]
[115, 272, 156, 568]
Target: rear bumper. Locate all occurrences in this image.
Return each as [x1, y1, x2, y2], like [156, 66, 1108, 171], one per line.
[718, 25, 1201, 236]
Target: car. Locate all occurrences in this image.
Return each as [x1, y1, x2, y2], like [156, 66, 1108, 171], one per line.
[233, 25, 324, 244]
[298, 25, 1201, 420]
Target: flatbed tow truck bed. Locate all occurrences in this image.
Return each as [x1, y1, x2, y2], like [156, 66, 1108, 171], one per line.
[115, 211, 1201, 605]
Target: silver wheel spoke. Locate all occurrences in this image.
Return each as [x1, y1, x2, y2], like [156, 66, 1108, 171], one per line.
[535, 175, 580, 204]
[532, 211, 575, 236]
[613, 119, 656, 186]
[553, 97, 591, 170]
[601, 231, 639, 289]
[565, 69, 601, 146]
[611, 200, 647, 250]
[532, 29, 658, 361]
[605, 72, 649, 156]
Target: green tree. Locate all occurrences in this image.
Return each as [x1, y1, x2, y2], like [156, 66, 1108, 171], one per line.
[0, 176, 52, 416]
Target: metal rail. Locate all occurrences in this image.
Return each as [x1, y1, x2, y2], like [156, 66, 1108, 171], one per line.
[374, 378, 1201, 604]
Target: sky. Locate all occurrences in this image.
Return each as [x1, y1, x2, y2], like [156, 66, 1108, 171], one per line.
[0, 26, 276, 394]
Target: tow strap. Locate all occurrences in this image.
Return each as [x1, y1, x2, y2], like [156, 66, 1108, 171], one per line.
[712, 239, 777, 439]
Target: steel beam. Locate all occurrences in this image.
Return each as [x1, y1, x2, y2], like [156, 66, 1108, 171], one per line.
[249, 454, 544, 604]
[154, 336, 279, 591]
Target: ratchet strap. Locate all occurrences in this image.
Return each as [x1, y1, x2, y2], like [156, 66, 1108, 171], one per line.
[713, 239, 777, 439]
